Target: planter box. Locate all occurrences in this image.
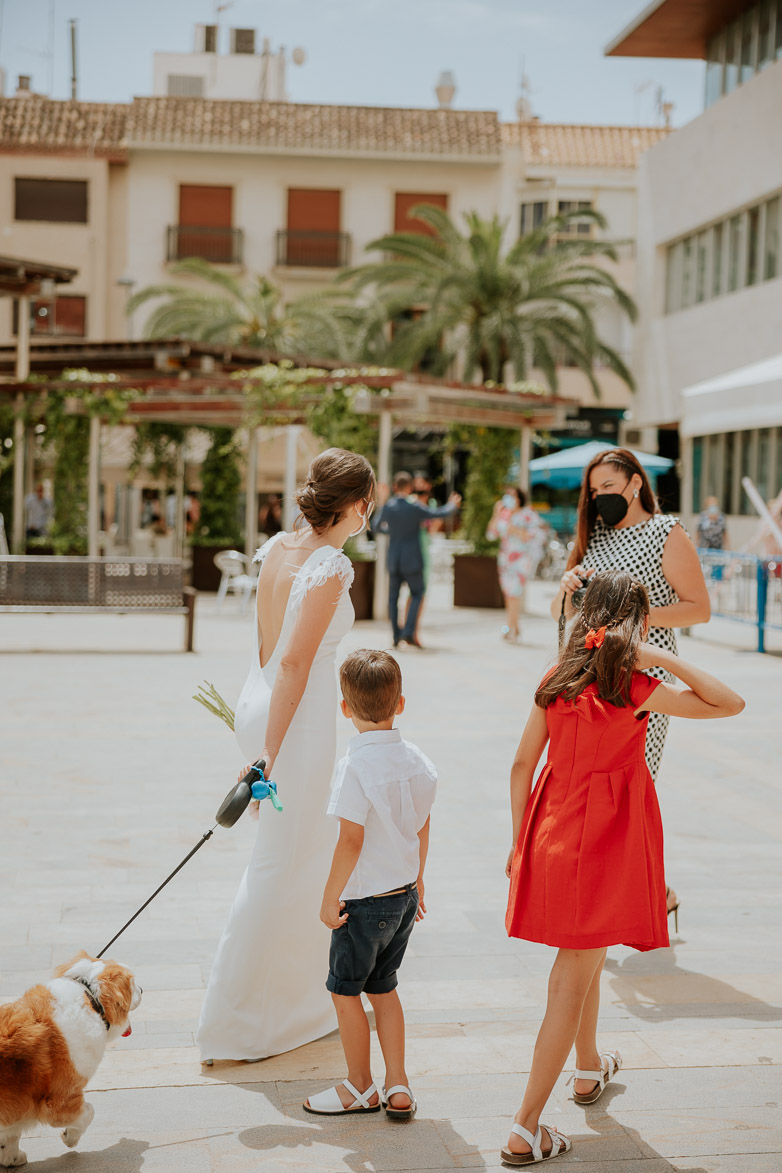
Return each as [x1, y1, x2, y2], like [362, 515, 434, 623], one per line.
[453, 554, 504, 609]
[191, 544, 237, 592]
[349, 559, 375, 621]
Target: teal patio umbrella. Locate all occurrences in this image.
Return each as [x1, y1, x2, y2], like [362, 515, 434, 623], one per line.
[529, 441, 673, 490]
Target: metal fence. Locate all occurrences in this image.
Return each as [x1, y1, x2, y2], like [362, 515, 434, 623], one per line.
[698, 549, 782, 653]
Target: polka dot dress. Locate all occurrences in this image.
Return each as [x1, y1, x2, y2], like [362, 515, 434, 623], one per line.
[581, 513, 681, 781]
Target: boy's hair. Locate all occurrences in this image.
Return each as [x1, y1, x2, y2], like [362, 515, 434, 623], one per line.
[536, 570, 650, 709]
[340, 649, 402, 723]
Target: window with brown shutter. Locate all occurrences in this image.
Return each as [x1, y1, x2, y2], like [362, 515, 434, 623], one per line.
[13, 295, 87, 337]
[172, 185, 241, 263]
[15, 178, 88, 223]
[394, 193, 448, 235]
[280, 189, 346, 267]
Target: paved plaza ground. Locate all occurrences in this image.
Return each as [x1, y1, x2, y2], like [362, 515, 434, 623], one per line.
[2, 582, 781, 1173]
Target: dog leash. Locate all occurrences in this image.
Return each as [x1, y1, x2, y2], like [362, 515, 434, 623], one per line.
[96, 761, 281, 958]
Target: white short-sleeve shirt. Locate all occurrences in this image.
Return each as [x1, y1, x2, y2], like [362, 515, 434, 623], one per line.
[326, 728, 437, 901]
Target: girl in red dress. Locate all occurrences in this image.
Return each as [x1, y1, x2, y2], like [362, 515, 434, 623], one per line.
[501, 570, 744, 1166]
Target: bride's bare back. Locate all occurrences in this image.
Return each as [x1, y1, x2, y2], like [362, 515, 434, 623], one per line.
[257, 534, 333, 668]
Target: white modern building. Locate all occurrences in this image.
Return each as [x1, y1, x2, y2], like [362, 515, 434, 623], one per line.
[608, 0, 782, 541]
[153, 23, 294, 101]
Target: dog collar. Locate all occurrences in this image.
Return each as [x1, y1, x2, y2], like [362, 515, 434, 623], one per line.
[72, 975, 111, 1031]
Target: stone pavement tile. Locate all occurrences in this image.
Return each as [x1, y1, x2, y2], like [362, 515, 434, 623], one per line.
[674, 1157, 782, 1172]
[121, 1031, 195, 1050]
[616, 1107, 782, 1158]
[227, 1115, 465, 1171]
[19, 1130, 213, 1173]
[633, 1028, 782, 1067]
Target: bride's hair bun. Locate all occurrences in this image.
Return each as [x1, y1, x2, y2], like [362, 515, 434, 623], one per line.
[296, 448, 376, 534]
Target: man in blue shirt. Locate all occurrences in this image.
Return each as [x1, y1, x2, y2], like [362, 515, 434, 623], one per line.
[375, 471, 460, 647]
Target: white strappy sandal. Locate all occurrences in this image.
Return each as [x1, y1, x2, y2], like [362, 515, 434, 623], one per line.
[381, 1083, 417, 1120]
[500, 1123, 571, 1165]
[303, 1078, 381, 1115]
[568, 1049, 622, 1105]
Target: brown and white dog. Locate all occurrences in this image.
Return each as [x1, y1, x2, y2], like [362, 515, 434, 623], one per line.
[0, 952, 141, 1168]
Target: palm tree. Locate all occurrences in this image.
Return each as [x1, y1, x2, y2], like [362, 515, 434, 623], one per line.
[126, 258, 351, 358]
[340, 206, 637, 395]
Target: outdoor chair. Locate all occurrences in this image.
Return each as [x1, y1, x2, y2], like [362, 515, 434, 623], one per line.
[214, 549, 256, 609]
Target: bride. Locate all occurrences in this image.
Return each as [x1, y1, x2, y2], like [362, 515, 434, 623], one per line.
[197, 447, 376, 1063]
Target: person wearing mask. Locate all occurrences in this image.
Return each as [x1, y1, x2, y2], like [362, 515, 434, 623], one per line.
[488, 486, 546, 643]
[550, 448, 710, 929]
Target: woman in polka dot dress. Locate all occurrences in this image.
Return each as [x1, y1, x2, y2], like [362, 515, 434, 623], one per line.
[551, 448, 711, 924]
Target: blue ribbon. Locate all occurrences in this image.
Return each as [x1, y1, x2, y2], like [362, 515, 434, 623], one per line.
[250, 764, 283, 812]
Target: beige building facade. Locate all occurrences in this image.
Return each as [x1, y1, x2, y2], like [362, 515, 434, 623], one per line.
[609, 0, 782, 542]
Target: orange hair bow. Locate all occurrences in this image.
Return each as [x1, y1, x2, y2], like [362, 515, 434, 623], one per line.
[584, 626, 607, 649]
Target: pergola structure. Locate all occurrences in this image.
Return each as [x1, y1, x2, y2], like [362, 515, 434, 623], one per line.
[0, 257, 79, 552]
[0, 339, 575, 611]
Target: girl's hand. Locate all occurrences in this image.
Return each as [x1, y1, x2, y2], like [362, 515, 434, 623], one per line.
[560, 565, 592, 595]
[320, 896, 348, 930]
[505, 847, 515, 879]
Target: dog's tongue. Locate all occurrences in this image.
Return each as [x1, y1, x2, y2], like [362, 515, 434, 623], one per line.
[122, 1024, 132, 1037]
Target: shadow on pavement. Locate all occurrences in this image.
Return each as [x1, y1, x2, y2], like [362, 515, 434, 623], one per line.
[605, 945, 782, 1024]
[18, 1138, 150, 1172]
[570, 1082, 710, 1172]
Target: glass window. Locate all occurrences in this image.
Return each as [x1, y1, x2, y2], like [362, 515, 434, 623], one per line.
[705, 32, 724, 105]
[692, 437, 703, 513]
[728, 215, 743, 291]
[758, 0, 773, 67]
[712, 222, 724, 296]
[695, 231, 708, 302]
[757, 428, 771, 499]
[740, 10, 755, 82]
[666, 241, 683, 313]
[764, 196, 779, 278]
[681, 237, 694, 307]
[556, 200, 593, 236]
[14, 178, 88, 223]
[725, 20, 740, 91]
[739, 430, 754, 514]
[723, 430, 735, 514]
[520, 201, 547, 236]
[777, 0, 782, 56]
[706, 434, 723, 497]
[746, 206, 760, 285]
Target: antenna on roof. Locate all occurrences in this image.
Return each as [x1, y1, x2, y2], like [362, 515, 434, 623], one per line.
[516, 58, 534, 121]
[69, 18, 77, 100]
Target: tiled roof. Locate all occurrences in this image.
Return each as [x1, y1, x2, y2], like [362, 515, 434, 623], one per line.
[0, 95, 501, 160]
[0, 96, 127, 156]
[125, 98, 501, 158]
[501, 121, 669, 168]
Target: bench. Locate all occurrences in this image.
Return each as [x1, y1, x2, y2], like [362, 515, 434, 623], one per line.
[0, 556, 196, 651]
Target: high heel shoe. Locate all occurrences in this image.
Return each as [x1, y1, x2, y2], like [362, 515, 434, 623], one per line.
[666, 886, 680, 933]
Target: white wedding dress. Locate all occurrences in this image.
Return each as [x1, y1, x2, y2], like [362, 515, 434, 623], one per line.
[197, 533, 354, 1061]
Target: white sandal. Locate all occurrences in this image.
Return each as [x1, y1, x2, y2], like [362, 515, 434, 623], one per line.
[568, 1049, 622, 1104]
[303, 1078, 381, 1115]
[500, 1123, 571, 1165]
[381, 1083, 417, 1120]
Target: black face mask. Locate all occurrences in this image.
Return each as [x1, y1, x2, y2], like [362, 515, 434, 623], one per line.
[594, 491, 630, 527]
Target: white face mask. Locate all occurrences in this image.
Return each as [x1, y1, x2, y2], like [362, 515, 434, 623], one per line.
[348, 500, 374, 539]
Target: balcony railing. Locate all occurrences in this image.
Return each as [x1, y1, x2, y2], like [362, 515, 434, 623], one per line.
[276, 230, 351, 269]
[167, 225, 244, 264]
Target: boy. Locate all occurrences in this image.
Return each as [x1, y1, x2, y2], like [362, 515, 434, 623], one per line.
[304, 649, 436, 1120]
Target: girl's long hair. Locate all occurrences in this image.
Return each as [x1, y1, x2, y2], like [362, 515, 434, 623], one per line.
[568, 448, 659, 569]
[536, 570, 650, 709]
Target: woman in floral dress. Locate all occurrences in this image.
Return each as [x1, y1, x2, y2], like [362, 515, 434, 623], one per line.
[488, 487, 546, 642]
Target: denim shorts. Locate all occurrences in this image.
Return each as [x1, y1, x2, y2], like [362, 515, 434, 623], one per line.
[326, 883, 419, 997]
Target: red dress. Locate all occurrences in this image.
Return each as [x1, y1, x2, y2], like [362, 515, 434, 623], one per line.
[506, 672, 669, 953]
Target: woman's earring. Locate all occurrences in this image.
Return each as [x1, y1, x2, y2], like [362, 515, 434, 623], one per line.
[633, 490, 639, 498]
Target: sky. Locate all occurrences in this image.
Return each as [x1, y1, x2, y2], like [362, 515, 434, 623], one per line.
[0, 0, 705, 128]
